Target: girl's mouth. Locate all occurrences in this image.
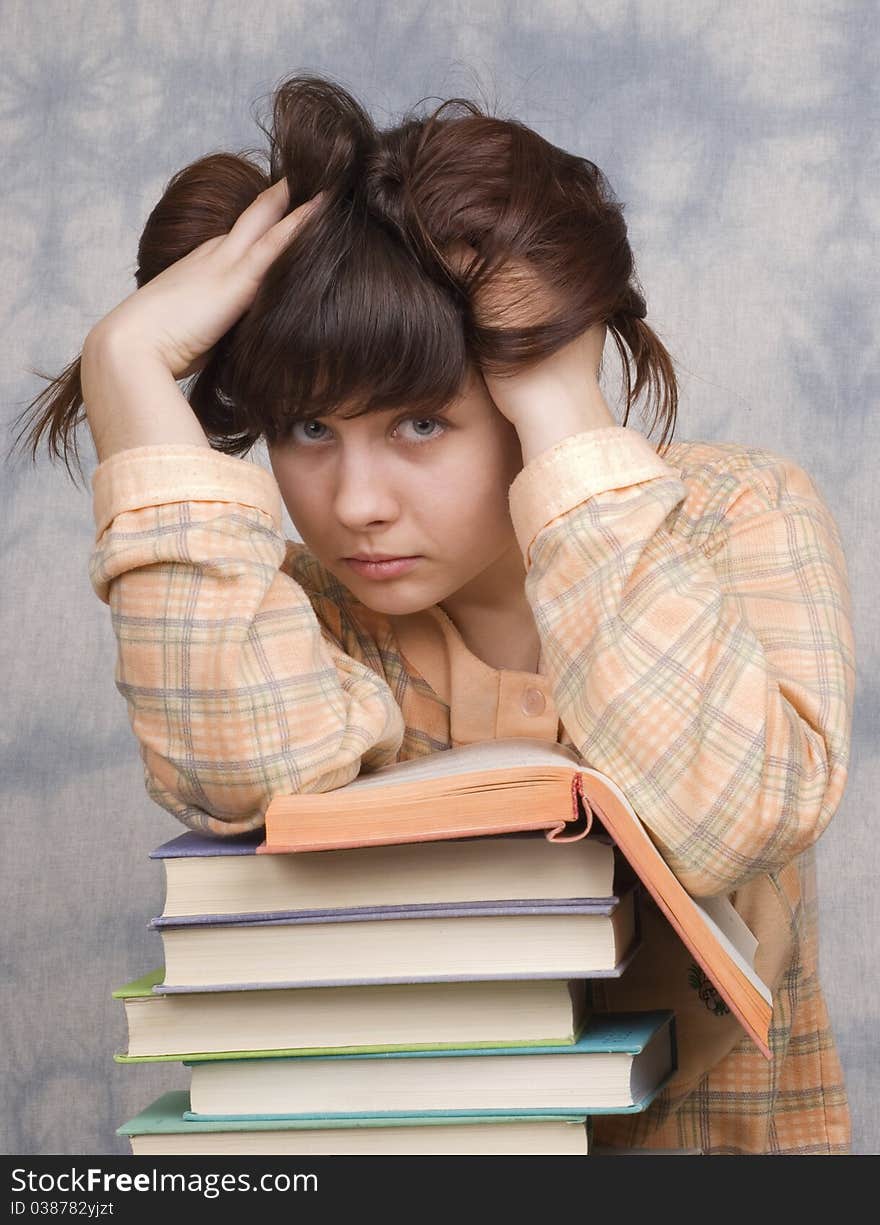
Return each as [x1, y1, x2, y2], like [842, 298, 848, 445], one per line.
[343, 556, 421, 580]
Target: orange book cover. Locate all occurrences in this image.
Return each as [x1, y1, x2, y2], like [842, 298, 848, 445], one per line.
[261, 739, 592, 852]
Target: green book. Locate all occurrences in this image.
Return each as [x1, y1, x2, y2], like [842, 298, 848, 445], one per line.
[112, 968, 591, 1061]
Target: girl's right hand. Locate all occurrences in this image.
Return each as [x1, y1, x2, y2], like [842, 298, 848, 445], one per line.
[84, 179, 324, 380]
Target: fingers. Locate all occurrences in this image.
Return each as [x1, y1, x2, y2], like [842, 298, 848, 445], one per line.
[223, 178, 292, 258]
[246, 190, 326, 273]
[227, 177, 321, 258]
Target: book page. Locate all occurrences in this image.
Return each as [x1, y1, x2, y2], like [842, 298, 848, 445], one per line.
[692, 898, 769, 1005]
[345, 738, 583, 793]
[697, 897, 759, 969]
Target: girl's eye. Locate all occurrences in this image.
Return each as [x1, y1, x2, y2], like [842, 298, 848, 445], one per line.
[289, 417, 446, 445]
[395, 417, 446, 443]
[290, 420, 331, 444]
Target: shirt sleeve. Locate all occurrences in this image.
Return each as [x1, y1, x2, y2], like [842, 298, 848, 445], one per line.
[88, 444, 405, 837]
[508, 426, 856, 898]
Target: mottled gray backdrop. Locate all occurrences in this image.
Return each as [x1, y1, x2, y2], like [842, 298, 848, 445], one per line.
[2, 0, 877, 1154]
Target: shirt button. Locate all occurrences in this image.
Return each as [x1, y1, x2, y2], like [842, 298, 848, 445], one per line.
[521, 686, 547, 716]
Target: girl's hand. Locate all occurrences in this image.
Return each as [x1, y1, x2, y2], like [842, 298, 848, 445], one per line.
[85, 179, 325, 380]
[479, 322, 610, 433]
[448, 240, 612, 450]
[448, 242, 614, 443]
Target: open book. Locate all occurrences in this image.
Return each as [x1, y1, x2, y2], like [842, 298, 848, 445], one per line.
[262, 738, 597, 851]
[263, 738, 773, 1059]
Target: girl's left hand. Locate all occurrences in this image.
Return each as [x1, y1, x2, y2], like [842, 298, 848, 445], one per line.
[480, 322, 610, 433]
[447, 242, 612, 433]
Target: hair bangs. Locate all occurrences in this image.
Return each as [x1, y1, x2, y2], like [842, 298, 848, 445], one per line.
[236, 217, 469, 445]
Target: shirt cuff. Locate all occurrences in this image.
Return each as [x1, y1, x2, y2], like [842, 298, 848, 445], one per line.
[508, 426, 679, 564]
[91, 444, 283, 540]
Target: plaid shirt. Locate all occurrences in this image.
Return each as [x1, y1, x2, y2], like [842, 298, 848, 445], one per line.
[90, 425, 856, 1154]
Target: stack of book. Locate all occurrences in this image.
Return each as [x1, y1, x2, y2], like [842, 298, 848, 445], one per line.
[116, 737, 771, 1154]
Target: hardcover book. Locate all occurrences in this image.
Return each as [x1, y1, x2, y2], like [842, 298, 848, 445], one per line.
[261, 737, 595, 851]
[150, 827, 616, 921]
[182, 1010, 677, 1118]
[112, 970, 591, 1060]
[118, 1091, 592, 1155]
[149, 886, 641, 992]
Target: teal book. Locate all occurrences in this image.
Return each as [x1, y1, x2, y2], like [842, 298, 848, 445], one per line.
[182, 1010, 676, 1120]
[119, 1091, 592, 1155]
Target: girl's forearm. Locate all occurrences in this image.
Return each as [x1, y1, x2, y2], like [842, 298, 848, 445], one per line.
[514, 382, 618, 466]
[81, 328, 210, 463]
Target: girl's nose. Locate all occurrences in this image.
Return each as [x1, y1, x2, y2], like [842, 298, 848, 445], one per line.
[331, 449, 400, 530]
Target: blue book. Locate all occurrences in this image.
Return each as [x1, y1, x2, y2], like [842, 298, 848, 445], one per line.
[118, 1091, 593, 1155]
[182, 1010, 676, 1119]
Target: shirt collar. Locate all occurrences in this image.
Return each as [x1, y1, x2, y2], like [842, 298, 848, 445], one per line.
[389, 604, 560, 746]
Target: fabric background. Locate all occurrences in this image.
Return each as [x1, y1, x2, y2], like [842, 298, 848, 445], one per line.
[2, 0, 876, 1154]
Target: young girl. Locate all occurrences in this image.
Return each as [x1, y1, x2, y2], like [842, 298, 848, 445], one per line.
[13, 75, 855, 1155]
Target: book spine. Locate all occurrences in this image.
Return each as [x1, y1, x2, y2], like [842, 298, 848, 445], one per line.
[544, 774, 594, 843]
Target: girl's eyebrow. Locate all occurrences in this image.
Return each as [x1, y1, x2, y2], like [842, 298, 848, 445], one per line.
[335, 404, 457, 422]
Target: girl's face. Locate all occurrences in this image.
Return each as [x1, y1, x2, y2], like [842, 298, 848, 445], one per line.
[267, 366, 526, 618]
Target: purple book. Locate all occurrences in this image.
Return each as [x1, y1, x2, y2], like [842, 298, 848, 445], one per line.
[151, 829, 266, 859]
[150, 895, 625, 928]
[149, 828, 615, 858]
[149, 885, 642, 994]
[150, 827, 623, 926]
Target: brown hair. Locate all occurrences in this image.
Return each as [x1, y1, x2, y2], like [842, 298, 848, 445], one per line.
[8, 73, 679, 486]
